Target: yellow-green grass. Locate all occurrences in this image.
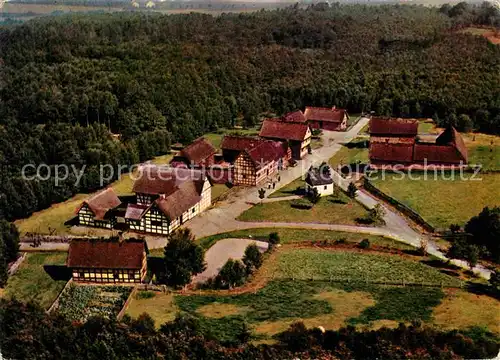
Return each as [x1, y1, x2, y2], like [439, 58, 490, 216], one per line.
[237, 193, 368, 226]
[463, 132, 500, 170]
[2, 252, 67, 309]
[15, 153, 173, 235]
[267, 177, 304, 198]
[125, 291, 177, 328]
[197, 228, 416, 251]
[197, 303, 249, 319]
[418, 119, 440, 134]
[211, 184, 231, 202]
[432, 289, 500, 334]
[311, 137, 323, 150]
[328, 143, 369, 167]
[370, 173, 500, 229]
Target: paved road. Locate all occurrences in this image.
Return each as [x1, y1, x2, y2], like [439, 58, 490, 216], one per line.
[192, 238, 268, 284]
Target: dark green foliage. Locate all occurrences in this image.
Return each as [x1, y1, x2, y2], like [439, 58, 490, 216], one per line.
[258, 188, 266, 202]
[268, 232, 281, 248]
[215, 259, 247, 289]
[162, 229, 206, 287]
[290, 198, 313, 209]
[242, 243, 263, 274]
[465, 206, 500, 263]
[0, 221, 20, 286]
[359, 239, 371, 249]
[447, 236, 481, 269]
[347, 182, 357, 198]
[489, 271, 500, 290]
[309, 187, 321, 204]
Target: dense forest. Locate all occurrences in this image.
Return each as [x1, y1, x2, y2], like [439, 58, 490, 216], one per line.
[1, 299, 499, 359]
[0, 3, 499, 222]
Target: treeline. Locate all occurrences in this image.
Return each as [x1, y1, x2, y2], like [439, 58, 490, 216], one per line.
[0, 299, 499, 359]
[0, 4, 499, 139]
[0, 220, 19, 286]
[0, 123, 170, 221]
[440, 1, 500, 27]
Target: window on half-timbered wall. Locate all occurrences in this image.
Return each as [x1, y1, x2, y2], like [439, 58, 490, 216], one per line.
[151, 220, 162, 227]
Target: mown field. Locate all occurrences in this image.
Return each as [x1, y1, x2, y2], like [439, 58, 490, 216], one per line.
[1, 252, 68, 309]
[370, 173, 500, 229]
[237, 191, 369, 225]
[127, 248, 499, 343]
[267, 177, 304, 198]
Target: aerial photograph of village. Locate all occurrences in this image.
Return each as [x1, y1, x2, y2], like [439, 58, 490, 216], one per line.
[0, 0, 499, 358]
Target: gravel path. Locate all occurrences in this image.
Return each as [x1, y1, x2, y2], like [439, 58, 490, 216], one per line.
[192, 238, 268, 284]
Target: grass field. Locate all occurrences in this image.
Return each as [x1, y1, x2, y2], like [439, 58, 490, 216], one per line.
[329, 138, 369, 167]
[131, 248, 498, 341]
[462, 132, 500, 170]
[267, 177, 304, 198]
[370, 173, 500, 229]
[196, 228, 416, 251]
[125, 291, 178, 328]
[274, 248, 462, 286]
[2, 253, 68, 309]
[237, 192, 369, 226]
[211, 184, 231, 202]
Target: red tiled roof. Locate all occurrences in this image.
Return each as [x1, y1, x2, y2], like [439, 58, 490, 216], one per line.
[304, 107, 347, 123]
[413, 127, 467, 164]
[132, 166, 205, 196]
[245, 141, 283, 170]
[259, 119, 310, 142]
[370, 117, 418, 136]
[67, 239, 145, 269]
[435, 127, 468, 163]
[79, 188, 121, 220]
[369, 142, 414, 163]
[282, 111, 306, 123]
[180, 137, 216, 165]
[220, 135, 263, 151]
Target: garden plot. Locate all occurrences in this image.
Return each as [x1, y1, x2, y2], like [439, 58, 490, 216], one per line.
[57, 284, 132, 321]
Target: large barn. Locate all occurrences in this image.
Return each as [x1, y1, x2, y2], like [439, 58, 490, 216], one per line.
[304, 106, 348, 131]
[170, 137, 217, 168]
[368, 117, 467, 166]
[67, 239, 147, 284]
[76, 188, 122, 229]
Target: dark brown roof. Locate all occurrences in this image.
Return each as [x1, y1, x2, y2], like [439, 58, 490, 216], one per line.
[435, 127, 468, 162]
[304, 107, 347, 123]
[220, 135, 263, 151]
[67, 239, 145, 269]
[413, 144, 465, 164]
[180, 137, 216, 165]
[370, 117, 418, 136]
[282, 111, 306, 123]
[132, 165, 205, 196]
[124, 203, 149, 220]
[306, 167, 333, 186]
[156, 181, 201, 220]
[79, 188, 121, 220]
[259, 119, 310, 142]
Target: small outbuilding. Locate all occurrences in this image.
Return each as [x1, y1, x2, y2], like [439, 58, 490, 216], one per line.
[305, 166, 334, 196]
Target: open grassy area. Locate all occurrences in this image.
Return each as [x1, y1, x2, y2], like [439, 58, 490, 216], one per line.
[329, 139, 369, 167]
[274, 248, 462, 286]
[132, 247, 498, 342]
[196, 228, 416, 251]
[237, 192, 369, 226]
[267, 177, 304, 198]
[211, 183, 231, 202]
[125, 291, 178, 328]
[370, 173, 500, 229]
[462, 132, 500, 170]
[2, 252, 68, 309]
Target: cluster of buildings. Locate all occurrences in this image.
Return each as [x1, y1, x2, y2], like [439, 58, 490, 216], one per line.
[368, 117, 468, 167]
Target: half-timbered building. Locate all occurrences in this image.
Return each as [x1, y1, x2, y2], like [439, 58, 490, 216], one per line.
[304, 106, 349, 131]
[125, 166, 211, 235]
[233, 140, 289, 186]
[259, 119, 311, 160]
[67, 239, 147, 284]
[76, 188, 121, 229]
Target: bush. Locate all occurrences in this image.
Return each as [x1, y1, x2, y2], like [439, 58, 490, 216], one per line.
[359, 239, 370, 249]
[242, 243, 263, 274]
[347, 182, 357, 198]
[291, 198, 313, 209]
[135, 291, 156, 300]
[268, 232, 280, 248]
